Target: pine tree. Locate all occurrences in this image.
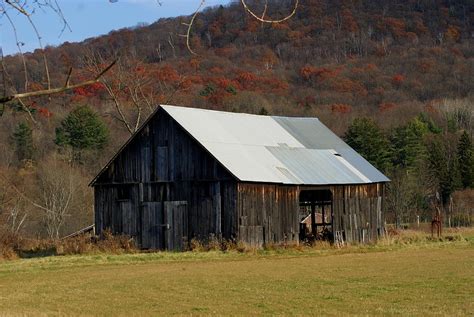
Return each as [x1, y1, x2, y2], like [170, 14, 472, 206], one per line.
[389, 115, 435, 170]
[12, 122, 34, 162]
[344, 118, 391, 172]
[55, 106, 108, 162]
[258, 107, 269, 115]
[426, 135, 461, 205]
[457, 131, 474, 188]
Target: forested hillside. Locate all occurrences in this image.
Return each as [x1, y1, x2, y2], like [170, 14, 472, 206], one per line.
[0, 0, 473, 238]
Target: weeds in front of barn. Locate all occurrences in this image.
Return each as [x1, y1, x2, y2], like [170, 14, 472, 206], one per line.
[1, 227, 473, 261]
[0, 229, 137, 260]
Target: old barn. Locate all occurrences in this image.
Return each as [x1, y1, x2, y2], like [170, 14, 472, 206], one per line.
[91, 105, 389, 250]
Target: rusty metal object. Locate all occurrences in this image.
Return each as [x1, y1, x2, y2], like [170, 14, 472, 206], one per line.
[431, 206, 442, 238]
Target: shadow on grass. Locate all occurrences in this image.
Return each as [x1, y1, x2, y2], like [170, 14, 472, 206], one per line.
[18, 248, 57, 259]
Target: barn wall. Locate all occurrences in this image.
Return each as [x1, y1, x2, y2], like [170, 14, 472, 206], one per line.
[235, 182, 385, 246]
[168, 180, 237, 240]
[331, 183, 385, 243]
[94, 184, 140, 238]
[93, 109, 237, 249]
[236, 183, 299, 246]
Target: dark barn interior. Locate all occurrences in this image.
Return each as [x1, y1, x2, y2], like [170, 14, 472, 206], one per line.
[91, 105, 389, 250]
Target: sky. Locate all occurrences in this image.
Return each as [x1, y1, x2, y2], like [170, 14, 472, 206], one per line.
[1, 0, 231, 56]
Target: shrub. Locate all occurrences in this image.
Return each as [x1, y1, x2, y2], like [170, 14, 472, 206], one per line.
[55, 234, 95, 255]
[95, 229, 137, 254]
[0, 231, 20, 260]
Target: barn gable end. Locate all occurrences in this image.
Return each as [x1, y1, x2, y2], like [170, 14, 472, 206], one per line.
[93, 108, 237, 249]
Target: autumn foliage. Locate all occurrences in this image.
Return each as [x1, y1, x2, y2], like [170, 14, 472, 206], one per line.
[0, 0, 473, 242]
[331, 103, 352, 114]
[392, 74, 405, 87]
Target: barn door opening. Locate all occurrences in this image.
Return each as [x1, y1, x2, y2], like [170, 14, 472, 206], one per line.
[164, 201, 188, 251]
[299, 189, 333, 242]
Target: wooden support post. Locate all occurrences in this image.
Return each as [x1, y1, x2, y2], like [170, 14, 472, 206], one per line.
[311, 203, 316, 237]
[322, 204, 326, 228]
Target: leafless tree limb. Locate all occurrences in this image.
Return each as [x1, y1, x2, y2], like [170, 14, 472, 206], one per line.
[0, 49, 10, 99]
[6, 197, 27, 234]
[25, 11, 51, 90]
[85, 54, 157, 135]
[4, 0, 29, 16]
[178, 0, 299, 55]
[1, 0, 75, 107]
[179, 0, 205, 55]
[64, 67, 73, 88]
[261, 0, 268, 25]
[0, 60, 116, 104]
[50, 0, 72, 37]
[1, 165, 74, 239]
[168, 33, 177, 58]
[17, 98, 38, 124]
[241, 0, 299, 23]
[103, 83, 135, 134]
[2, 9, 29, 92]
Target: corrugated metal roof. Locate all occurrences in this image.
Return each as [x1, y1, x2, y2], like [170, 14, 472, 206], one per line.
[162, 105, 389, 185]
[162, 105, 303, 147]
[198, 142, 296, 183]
[336, 149, 388, 183]
[272, 116, 349, 150]
[266, 147, 368, 184]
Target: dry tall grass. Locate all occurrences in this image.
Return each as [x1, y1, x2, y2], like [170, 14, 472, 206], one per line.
[1, 226, 472, 261]
[0, 229, 137, 260]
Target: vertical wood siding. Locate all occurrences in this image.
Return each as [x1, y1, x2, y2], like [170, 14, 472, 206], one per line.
[331, 183, 385, 243]
[237, 183, 299, 247]
[93, 109, 236, 250]
[235, 182, 385, 246]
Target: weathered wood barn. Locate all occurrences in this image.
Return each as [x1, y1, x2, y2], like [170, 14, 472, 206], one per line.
[91, 105, 389, 250]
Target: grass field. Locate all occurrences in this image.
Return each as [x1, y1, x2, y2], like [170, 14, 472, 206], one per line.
[0, 233, 473, 316]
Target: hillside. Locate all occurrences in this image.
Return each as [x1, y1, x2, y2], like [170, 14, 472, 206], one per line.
[0, 0, 473, 238]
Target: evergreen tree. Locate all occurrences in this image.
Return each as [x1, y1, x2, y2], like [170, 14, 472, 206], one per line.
[417, 112, 442, 134]
[344, 118, 391, 172]
[258, 107, 269, 115]
[457, 131, 474, 188]
[12, 122, 33, 162]
[426, 135, 461, 205]
[389, 114, 438, 170]
[55, 106, 108, 161]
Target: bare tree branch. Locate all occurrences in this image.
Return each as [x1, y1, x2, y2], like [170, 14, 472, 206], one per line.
[179, 0, 205, 55]
[1, 0, 73, 106]
[51, 0, 72, 37]
[261, 0, 268, 25]
[3, 9, 29, 92]
[25, 11, 51, 90]
[2, 174, 52, 214]
[177, 0, 299, 56]
[0, 60, 116, 104]
[168, 33, 176, 58]
[64, 67, 73, 88]
[6, 197, 28, 234]
[4, 0, 29, 16]
[0, 48, 10, 99]
[241, 0, 299, 23]
[17, 98, 38, 124]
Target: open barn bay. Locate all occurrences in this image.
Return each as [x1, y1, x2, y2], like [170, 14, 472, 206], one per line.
[0, 239, 473, 316]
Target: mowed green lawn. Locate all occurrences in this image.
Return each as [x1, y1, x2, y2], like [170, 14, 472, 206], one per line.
[0, 241, 473, 316]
